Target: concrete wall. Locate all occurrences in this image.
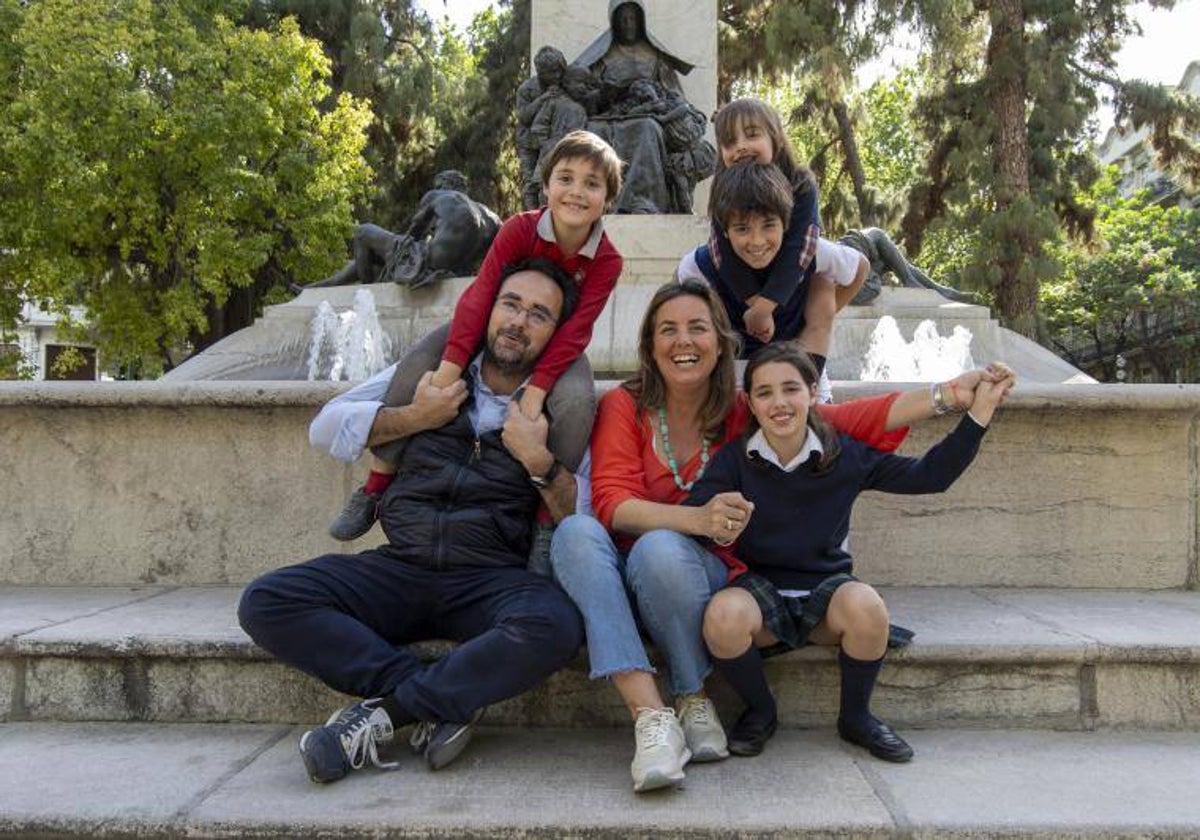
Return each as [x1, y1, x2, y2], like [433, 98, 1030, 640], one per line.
[2, 381, 1198, 589]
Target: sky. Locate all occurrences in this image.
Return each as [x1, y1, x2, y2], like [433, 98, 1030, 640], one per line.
[415, 0, 1200, 132]
[418, 0, 496, 30]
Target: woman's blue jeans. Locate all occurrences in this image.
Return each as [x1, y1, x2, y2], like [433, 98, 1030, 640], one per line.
[549, 514, 728, 697]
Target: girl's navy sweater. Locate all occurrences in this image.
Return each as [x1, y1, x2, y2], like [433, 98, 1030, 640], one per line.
[685, 415, 987, 590]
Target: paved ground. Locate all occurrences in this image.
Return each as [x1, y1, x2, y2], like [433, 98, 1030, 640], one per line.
[3, 723, 1200, 838]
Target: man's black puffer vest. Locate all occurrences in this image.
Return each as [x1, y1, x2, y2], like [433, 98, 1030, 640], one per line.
[376, 388, 540, 569]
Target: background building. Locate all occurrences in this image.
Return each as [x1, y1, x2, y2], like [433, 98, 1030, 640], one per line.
[0, 303, 98, 381]
[1095, 60, 1200, 207]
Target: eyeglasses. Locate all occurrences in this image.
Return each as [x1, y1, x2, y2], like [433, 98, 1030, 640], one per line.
[496, 297, 557, 329]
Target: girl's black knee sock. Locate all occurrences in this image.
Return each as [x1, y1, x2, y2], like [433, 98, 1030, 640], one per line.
[838, 649, 883, 735]
[714, 647, 777, 725]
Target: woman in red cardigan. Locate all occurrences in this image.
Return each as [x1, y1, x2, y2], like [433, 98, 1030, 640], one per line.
[549, 279, 1008, 792]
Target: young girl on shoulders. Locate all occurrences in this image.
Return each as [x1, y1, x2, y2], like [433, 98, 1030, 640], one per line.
[686, 344, 1013, 761]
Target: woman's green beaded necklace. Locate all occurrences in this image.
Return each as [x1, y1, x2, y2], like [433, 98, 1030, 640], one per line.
[657, 406, 710, 491]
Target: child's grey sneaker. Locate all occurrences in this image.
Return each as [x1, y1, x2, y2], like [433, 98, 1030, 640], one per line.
[329, 488, 381, 541]
[630, 707, 690, 792]
[409, 707, 485, 770]
[676, 694, 729, 762]
[298, 698, 397, 783]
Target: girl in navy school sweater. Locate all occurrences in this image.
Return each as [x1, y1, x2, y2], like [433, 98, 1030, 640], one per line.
[686, 344, 1013, 762]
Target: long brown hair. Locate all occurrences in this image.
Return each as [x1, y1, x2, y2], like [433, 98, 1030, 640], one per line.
[712, 97, 815, 197]
[742, 343, 841, 474]
[623, 280, 740, 441]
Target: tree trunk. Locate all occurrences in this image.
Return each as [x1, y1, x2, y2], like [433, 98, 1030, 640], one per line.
[900, 127, 957, 259]
[832, 99, 875, 227]
[987, 0, 1037, 338]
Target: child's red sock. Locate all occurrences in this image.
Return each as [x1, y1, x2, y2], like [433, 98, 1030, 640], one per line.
[363, 470, 395, 496]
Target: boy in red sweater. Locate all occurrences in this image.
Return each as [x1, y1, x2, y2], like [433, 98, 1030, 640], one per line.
[330, 130, 625, 540]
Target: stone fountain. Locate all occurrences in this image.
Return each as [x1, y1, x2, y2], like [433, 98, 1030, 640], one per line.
[163, 215, 1093, 385]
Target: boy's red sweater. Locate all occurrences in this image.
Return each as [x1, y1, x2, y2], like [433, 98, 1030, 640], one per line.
[441, 207, 623, 393]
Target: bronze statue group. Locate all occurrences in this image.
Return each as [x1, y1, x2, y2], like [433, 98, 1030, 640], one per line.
[243, 0, 1013, 794]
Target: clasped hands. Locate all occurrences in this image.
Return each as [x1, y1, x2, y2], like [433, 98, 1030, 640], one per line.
[944, 361, 1017, 412]
[702, 491, 755, 547]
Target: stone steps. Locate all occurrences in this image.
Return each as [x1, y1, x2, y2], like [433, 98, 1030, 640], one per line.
[3, 721, 1200, 838]
[4, 585, 1200, 730]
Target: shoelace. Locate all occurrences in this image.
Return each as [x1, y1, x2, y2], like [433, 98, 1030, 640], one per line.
[634, 708, 678, 748]
[409, 720, 435, 753]
[330, 703, 397, 771]
[679, 696, 713, 727]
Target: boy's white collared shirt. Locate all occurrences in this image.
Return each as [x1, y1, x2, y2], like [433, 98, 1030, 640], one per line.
[536, 208, 604, 259]
[746, 427, 823, 473]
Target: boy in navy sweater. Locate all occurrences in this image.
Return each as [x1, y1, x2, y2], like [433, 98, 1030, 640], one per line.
[686, 344, 1013, 761]
[676, 162, 867, 402]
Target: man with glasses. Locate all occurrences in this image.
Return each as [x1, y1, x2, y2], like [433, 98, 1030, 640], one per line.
[239, 258, 586, 784]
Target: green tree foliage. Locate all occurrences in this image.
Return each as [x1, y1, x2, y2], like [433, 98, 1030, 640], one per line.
[244, 0, 527, 223]
[857, 68, 926, 205]
[429, 1, 528, 215]
[0, 0, 26, 344]
[1111, 78, 1200, 189]
[0, 0, 372, 376]
[733, 67, 929, 240]
[720, 1, 1199, 340]
[903, 0, 1200, 337]
[1041, 172, 1200, 383]
[719, 0, 911, 228]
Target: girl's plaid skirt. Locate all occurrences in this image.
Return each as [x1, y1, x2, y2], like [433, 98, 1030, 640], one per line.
[730, 571, 914, 658]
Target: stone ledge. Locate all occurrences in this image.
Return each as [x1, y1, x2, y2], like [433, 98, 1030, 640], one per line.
[8, 587, 1200, 663]
[3, 723, 1200, 838]
[3, 384, 1199, 589]
[5, 380, 1200, 411]
[4, 586, 1200, 729]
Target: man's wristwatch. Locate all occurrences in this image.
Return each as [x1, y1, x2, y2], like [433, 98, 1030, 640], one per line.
[529, 458, 563, 489]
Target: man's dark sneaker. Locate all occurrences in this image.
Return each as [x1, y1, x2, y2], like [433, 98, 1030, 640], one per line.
[298, 698, 397, 783]
[409, 708, 485, 770]
[329, 488, 381, 541]
[837, 716, 914, 763]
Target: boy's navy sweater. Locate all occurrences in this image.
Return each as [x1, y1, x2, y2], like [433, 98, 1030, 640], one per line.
[693, 244, 809, 359]
[712, 179, 820, 309]
[685, 415, 987, 590]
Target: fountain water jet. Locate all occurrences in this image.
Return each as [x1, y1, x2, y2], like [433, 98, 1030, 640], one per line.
[305, 289, 393, 382]
[860, 316, 976, 382]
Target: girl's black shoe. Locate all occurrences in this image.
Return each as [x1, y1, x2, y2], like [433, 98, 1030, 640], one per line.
[837, 716, 914, 763]
[726, 709, 777, 757]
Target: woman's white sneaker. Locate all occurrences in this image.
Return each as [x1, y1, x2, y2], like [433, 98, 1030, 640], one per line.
[677, 694, 729, 762]
[631, 707, 690, 792]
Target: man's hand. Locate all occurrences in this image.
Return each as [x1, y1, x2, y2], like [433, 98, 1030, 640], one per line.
[503, 402, 576, 521]
[501, 402, 553, 478]
[410, 371, 468, 434]
[743, 296, 777, 344]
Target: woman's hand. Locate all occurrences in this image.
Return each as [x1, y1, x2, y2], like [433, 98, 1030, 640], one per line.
[945, 362, 1017, 411]
[966, 371, 1016, 426]
[699, 491, 755, 546]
